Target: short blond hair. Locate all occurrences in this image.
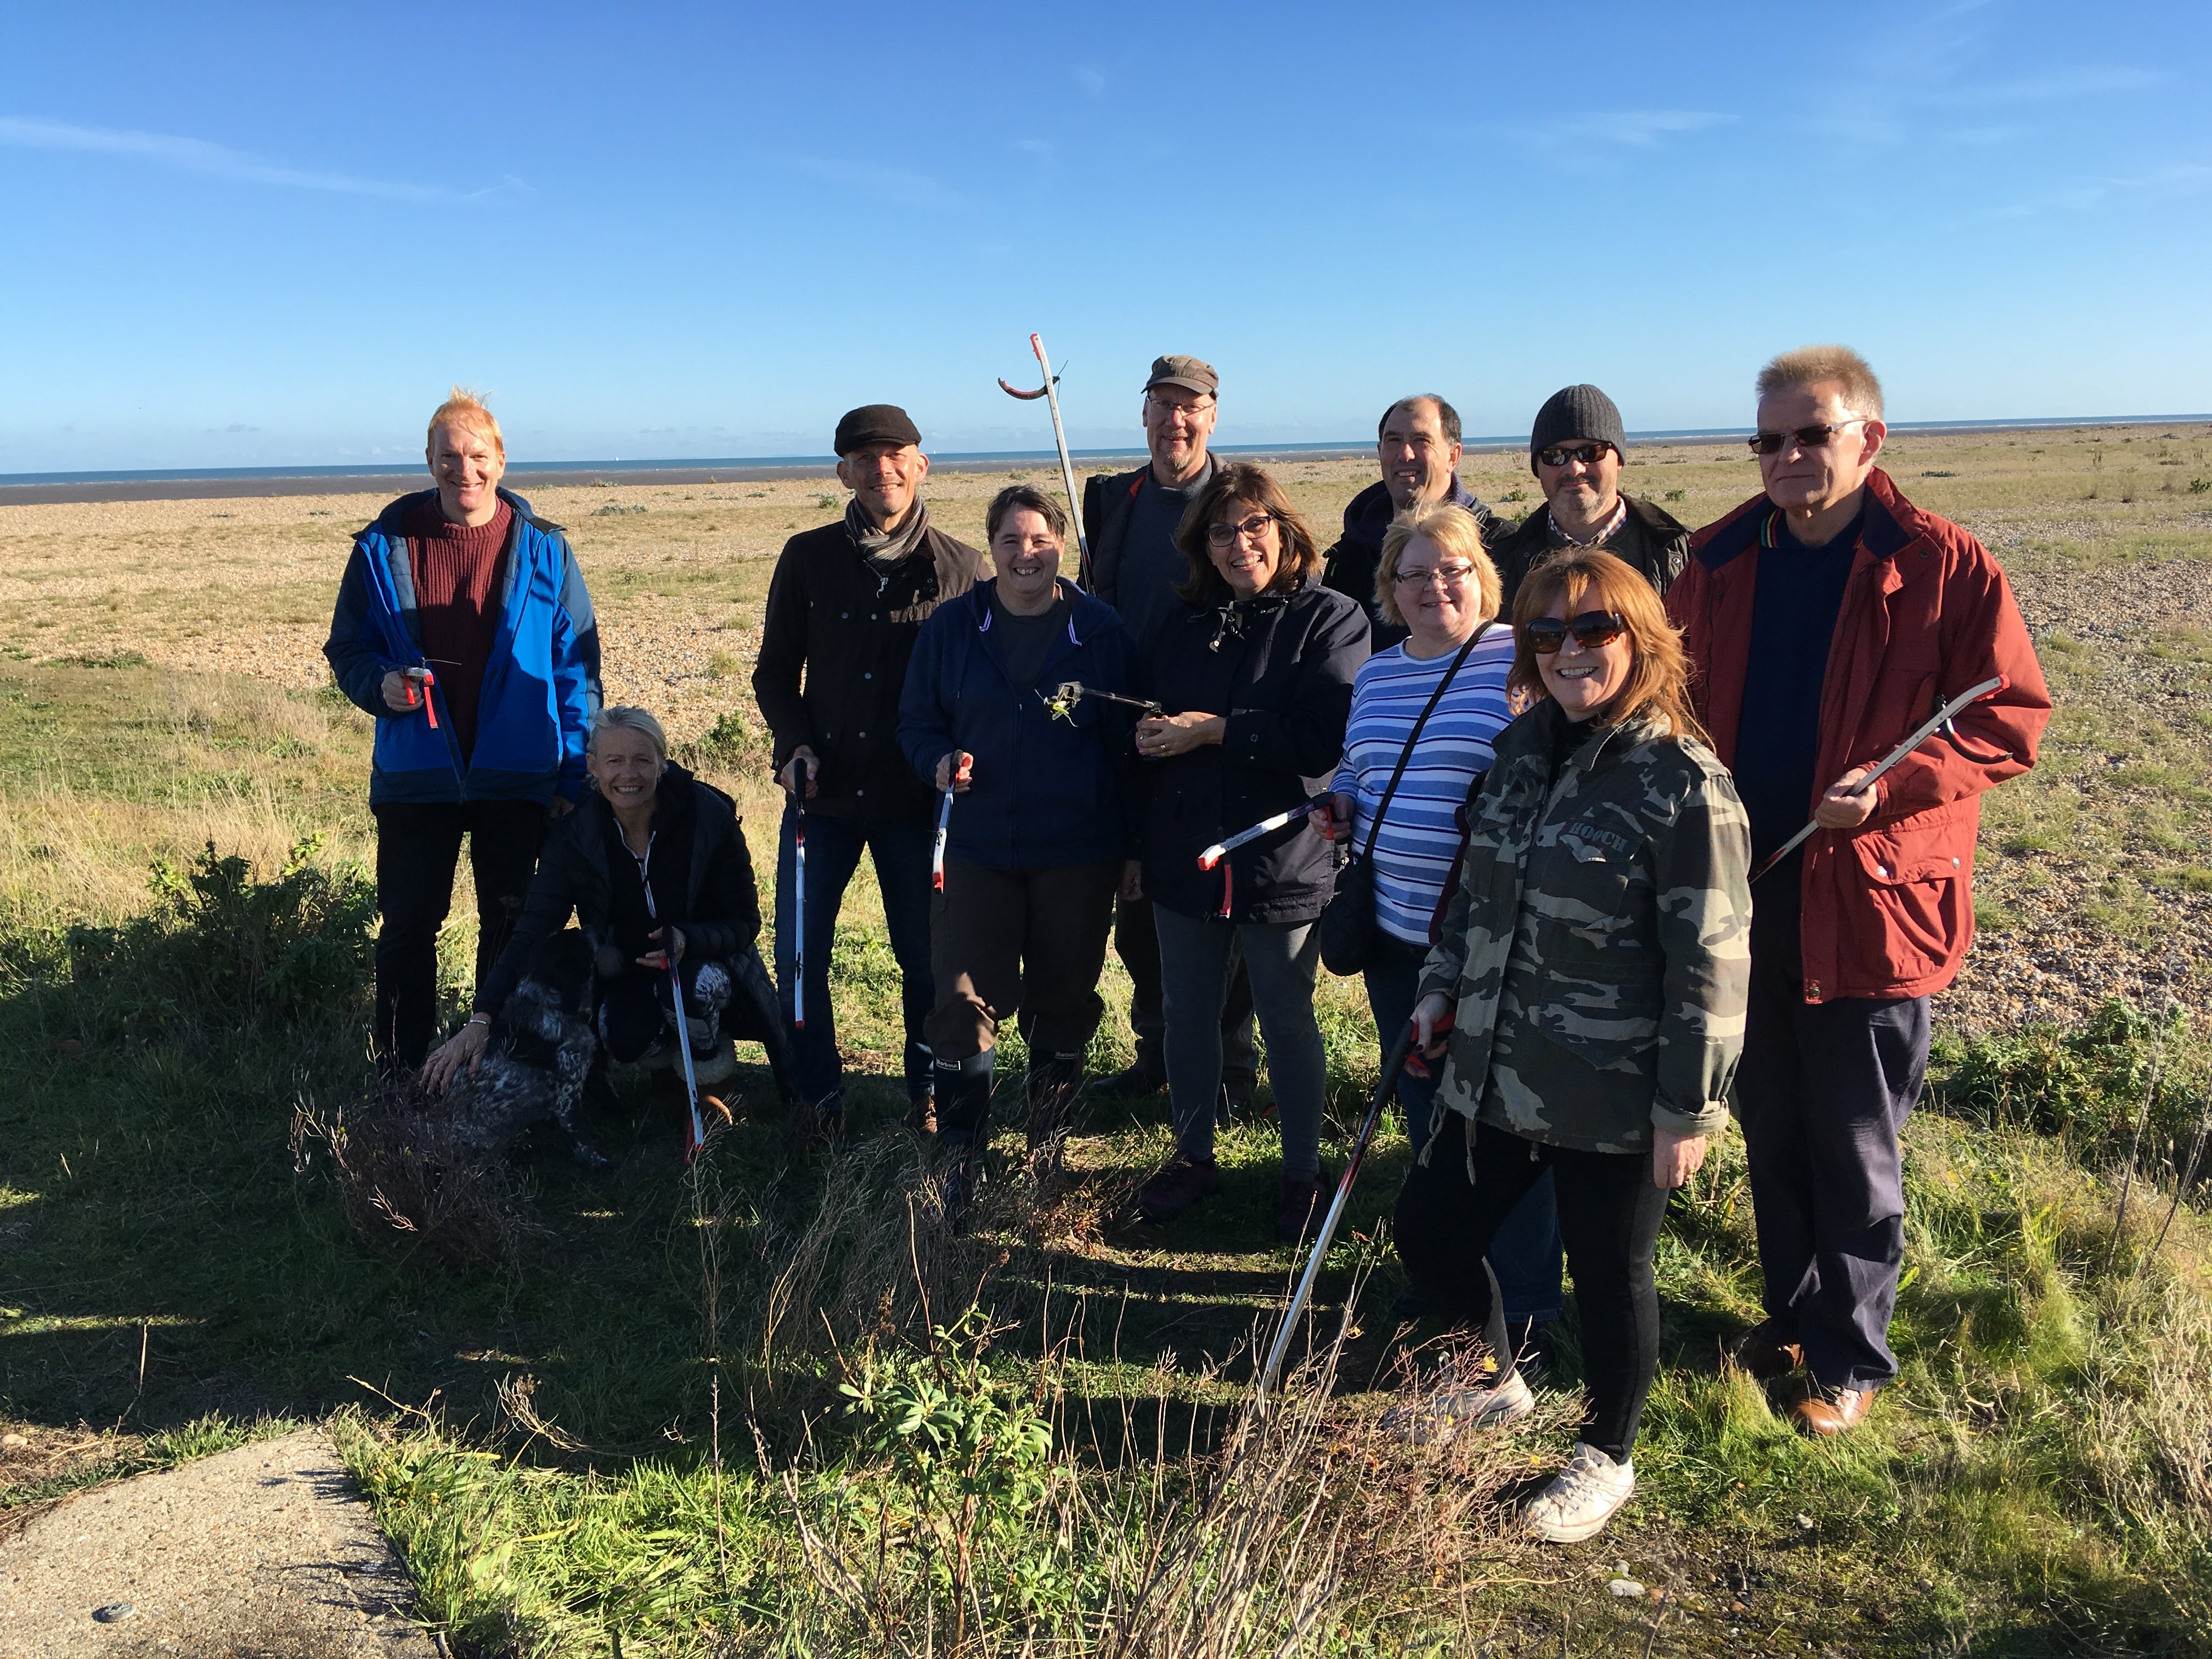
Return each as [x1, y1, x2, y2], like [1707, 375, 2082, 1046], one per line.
[1375, 503, 1500, 628]
[589, 706, 667, 761]
[1756, 346, 1884, 420]
[426, 386, 505, 455]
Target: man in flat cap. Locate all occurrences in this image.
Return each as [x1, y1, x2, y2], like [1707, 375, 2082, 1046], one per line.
[1323, 394, 1503, 650]
[1081, 354, 1259, 1110]
[753, 404, 984, 1140]
[1489, 384, 1690, 617]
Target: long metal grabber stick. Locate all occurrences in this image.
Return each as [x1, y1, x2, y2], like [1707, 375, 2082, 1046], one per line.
[1259, 1019, 1419, 1400]
[1042, 680, 1164, 718]
[792, 793, 809, 1030]
[1748, 676, 2007, 883]
[998, 332, 1093, 589]
[667, 957, 709, 1164]
[1199, 803, 1317, 871]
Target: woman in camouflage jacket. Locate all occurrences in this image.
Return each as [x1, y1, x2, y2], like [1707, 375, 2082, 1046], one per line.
[1389, 550, 1752, 1547]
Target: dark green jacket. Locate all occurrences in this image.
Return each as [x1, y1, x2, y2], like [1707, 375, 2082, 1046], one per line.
[1419, 699, 1751, 1155]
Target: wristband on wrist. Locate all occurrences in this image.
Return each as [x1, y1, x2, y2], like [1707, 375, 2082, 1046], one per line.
[466, 1013, 491, 1029]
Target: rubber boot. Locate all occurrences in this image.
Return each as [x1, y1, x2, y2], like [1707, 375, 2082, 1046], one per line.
[934, 1051, 996, 1231]
[1025, 1051, 1086, 1182]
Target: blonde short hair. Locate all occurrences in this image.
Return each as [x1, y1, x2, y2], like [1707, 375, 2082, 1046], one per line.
[426, 386, 505, 455]
[589, 706, 667, 761]
[1375, 503, 1501, 629]
[1756, 346, 1884, 421]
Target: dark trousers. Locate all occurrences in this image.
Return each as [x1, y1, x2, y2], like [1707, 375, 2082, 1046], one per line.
[1114, 891, 1257, 1093]
[926, 858, 1120, 1133]
[774, 803, 934, 1110]
[1395, 1111, 1668, 1463]
[372, 798, 549, 1071]
[1362, 933, 1564, 1323]
[598, 956, 733, 1064]
[1739, 885, 1928, 1391]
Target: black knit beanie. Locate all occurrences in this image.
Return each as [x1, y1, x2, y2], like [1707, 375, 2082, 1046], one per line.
[1529, 385, 1627, 473]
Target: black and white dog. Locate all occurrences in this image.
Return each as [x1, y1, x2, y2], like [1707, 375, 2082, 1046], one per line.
[444, 928, 613, 1170]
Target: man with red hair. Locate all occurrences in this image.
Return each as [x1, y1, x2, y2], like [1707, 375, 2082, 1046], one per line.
[325, 389, 601, 1075]
[1669, 347, 2049, 1436]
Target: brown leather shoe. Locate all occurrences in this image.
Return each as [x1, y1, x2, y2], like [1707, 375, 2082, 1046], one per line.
[1733, 1319, 1805, 1380]
[1791, 1380, 1876, 1437]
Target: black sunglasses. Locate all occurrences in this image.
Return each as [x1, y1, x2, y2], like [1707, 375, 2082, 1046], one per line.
[1747, 419, 1870, 456]
[1525, 611, 1628, 654]
[1535, 442, 1613, 467]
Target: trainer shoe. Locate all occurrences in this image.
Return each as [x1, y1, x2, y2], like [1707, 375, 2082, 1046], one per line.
[1087, 1063, 1165, 1101]
[1381, 1355, 1534, 1447]
[1135, 1155, 1219, 1222]
[1522, 1442, 1636, 1544]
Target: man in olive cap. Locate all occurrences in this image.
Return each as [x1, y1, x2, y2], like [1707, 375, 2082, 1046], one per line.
[1082, 354, 1260, 1108]
[1489, 384, 1690, 616]
[753, 404, 984, 1139]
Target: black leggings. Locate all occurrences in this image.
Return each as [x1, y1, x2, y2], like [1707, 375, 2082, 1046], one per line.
[1394, 1113, 1668, 1463]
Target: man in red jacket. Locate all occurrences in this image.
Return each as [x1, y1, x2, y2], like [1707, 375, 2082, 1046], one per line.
[1669, 346, 2051, 1437]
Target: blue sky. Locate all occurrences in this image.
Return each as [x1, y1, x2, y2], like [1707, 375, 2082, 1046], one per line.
[2, 0, 2208, 472]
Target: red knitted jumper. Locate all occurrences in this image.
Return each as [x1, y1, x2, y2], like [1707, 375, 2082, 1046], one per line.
[403, 495, 512, 763]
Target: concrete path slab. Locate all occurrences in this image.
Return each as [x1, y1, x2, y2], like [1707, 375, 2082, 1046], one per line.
[1, 1428, 439, 1657]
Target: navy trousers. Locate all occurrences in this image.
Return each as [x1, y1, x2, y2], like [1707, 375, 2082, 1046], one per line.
[1737, 877, 1929, 1391]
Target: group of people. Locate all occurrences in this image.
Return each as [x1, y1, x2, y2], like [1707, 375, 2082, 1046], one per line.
[324, 343, 2051, 1545]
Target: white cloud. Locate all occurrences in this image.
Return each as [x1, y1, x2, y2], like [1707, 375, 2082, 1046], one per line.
[0, 115, 464, 200]
[1075, 66, 1107, 97]
[787, 155, 963, 210]
[1547, 109, 1736, 148]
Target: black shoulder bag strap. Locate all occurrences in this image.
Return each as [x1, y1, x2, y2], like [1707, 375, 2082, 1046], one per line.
[1355, 622, 1491, 866]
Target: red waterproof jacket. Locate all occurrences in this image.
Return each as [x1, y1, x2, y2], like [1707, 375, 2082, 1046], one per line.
[1667, 469, 2051, 1004]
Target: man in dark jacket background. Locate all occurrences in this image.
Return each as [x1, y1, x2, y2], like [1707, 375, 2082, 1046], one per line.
[1081, 355, 1259, 1108]
[1489, 385, 1689, 617]
[1669, 346, 2050, 1439]
[1322, 395, 1502, 650]
[324, 388, 601, 1076]
[752, 404, 984, 1135]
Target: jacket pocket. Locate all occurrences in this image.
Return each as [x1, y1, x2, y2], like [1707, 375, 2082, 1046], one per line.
[1842, 823, 1965, 983]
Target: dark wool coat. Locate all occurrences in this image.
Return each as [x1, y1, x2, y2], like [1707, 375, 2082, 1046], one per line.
[1320, 477, 1502, 651]
[752, 517, 983, 820]
[1137, 582, 1370, 924]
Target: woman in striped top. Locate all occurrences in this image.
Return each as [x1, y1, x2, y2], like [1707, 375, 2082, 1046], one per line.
[1319, 501, 1564, 1356]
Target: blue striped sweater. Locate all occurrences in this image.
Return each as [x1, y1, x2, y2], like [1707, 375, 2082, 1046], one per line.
[1329, 629, 1516, 945]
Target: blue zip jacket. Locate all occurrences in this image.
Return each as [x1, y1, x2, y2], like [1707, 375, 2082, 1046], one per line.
[898, 580, 1140, 869]
[323, 488, 602, 806]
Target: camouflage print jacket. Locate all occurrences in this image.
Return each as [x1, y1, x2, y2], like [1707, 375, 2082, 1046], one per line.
[1417, 698, 1752, 1156]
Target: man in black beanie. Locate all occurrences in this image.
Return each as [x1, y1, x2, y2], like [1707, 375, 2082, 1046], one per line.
[1489, 384, 1690, 616]
[753, 404, 984, 1141]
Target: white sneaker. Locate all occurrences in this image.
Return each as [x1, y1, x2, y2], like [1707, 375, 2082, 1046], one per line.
[1382, 1361, 1534, 1448]
[1522, 1441, 1635, 1543]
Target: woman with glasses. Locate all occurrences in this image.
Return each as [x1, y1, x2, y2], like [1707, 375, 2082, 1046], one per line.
[1387, 549, 1751, 1547]
[1313, 502, 1564, 1367]
[1130, 462, 1370, 1237]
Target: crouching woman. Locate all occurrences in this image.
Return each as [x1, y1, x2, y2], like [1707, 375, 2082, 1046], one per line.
[422, 706, 775, 1103]
[897, 486, 1139, 1218]
[1392, 550, 1751, 1545]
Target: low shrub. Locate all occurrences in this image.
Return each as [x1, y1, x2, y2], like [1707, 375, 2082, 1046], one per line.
[64, 837, 374, 1039]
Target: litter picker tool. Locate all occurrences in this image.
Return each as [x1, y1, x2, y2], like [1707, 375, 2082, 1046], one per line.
[998, 332, 1092, 588]
[930, 754, 972, 892]
[667, 956, 709, 1164]
[1748, 676, 2008, 883]
[1259, 1018, 1419, 1400]
[1040, 680, 1164, 721]
[792, 782, 810, 1031]
[1199, 803, 1317, 871]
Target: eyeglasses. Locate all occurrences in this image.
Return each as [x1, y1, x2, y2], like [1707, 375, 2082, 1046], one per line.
[1748, 419, 1869, 456]
[1535, 443, 1613, 468]
[1524, 611, 1628, 654]
[1392, 562, 1478, 589]
[1206, 512, 1276, 547]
